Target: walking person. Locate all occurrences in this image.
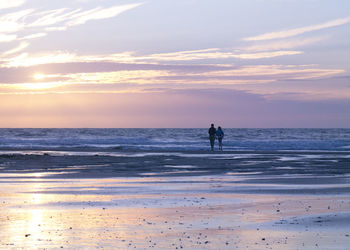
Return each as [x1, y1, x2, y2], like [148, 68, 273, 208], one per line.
[216, 126, 224, 151]
[208, 123, 216, 151]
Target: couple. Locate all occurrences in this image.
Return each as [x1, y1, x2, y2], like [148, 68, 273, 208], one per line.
[208, 123, 224, 151]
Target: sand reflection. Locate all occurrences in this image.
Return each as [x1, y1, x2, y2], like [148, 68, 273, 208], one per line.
[0, 174, 350, 249]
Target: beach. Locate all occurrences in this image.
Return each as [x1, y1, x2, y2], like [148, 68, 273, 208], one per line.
[0, 129, 350, 249]
[1, 147, 350, 249]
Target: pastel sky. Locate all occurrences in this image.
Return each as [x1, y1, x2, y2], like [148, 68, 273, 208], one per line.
[0, 0, 349, 127]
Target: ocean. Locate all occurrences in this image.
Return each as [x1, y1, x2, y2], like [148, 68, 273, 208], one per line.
[1, 128, 350, 249]
[0, 128, 349, 152]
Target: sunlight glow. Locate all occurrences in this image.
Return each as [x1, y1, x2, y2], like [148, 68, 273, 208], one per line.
[33, 73, 46, 80]
[15, 82, 66, 90]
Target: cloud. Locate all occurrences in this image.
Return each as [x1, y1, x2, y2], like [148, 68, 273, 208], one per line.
[137, 49, 302, 61]
[0, 59, 344, 92]
[0, 3, 142, 44]
[2, 51, 77, 67]
[19, 33, 47, 40]
[28, 8, 81, 27]
[228, 50, 302, 59]
[0, 0, 26, 10]
[0, 34, 17, 43]
[199, 65, 344, 79]
[0, 9, 34, 34]
[243, 36, 327, 52]
[67, 4, 142, 26]
[25, 3, 142, 29]
[3, 41, 29, 55]
[244, 17, 350, 41]
[0, 46, 305, 69]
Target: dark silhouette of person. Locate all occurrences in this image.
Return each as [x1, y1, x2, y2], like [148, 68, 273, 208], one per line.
[216, 126, 224, 151]
[208, 123, 216, 151]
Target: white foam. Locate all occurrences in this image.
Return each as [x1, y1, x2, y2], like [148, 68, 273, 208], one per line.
[164, 165, 198, 169]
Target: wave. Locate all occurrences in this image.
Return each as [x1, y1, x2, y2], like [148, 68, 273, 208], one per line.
[0, 128, 349, 152]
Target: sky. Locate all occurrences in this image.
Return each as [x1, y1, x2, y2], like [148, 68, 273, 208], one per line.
[0, 0, 349, 128]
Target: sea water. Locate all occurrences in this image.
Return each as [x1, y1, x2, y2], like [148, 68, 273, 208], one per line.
[0, 128, 349, 151]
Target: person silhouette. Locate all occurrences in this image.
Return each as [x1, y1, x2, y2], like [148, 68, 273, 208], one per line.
[216, 126, 224, 151]
[208, 123, 216, 151]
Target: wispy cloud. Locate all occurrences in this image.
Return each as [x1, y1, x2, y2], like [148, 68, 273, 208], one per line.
[199, 65, 344, 80]
[3, 41, 29, 55]
[0, 47, 304, 68]
[28, 8, 81, 27]
[0, 9, 34, 34]
[122, 49, 303, 62]
[0, 3, 142, 44]
[228, 50, 302, 59]
[0, 0, 26, 10]
[0, 57, 344, 90]
[244, 36, 327, 52]
[20, 33, 47, 40]
[0, 34, 17, 43]
[2, 51, 77, 67]
[27, 3, 142, 29]
[67, 4, 142, 26]
[244, 17, 350, 41]
[0, 2, 345, 96]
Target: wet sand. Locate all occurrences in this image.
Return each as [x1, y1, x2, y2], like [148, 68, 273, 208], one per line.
[1, 150, 350, 249]
[1, 149, 349, 178]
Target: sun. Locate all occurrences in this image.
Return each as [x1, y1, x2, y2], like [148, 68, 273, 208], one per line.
[33, 73, 46, 80]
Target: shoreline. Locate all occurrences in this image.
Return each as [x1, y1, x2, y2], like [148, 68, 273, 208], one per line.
[0, 149, 349, 179]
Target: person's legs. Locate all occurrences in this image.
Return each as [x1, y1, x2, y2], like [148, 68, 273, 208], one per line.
[218, 138, 223, 150]
[210, 136, 215, 150]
